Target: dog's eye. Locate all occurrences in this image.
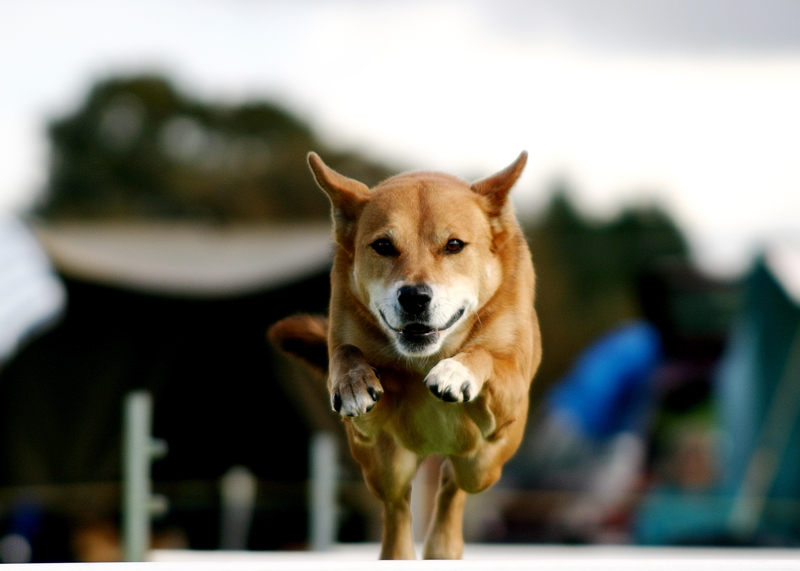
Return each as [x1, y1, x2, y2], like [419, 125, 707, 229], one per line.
[445, 239, 465, 254]
[371, 238, 398, 257]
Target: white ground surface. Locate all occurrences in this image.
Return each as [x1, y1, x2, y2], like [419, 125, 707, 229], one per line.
[3, 545, 800, 569]
[149, 544, 800, 569]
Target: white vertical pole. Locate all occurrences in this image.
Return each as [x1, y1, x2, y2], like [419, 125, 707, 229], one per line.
[123, 391, 151, 562]
[219, 465, 258, 550]
[122, 390, 167, 562]
[309, 431, 338, 551]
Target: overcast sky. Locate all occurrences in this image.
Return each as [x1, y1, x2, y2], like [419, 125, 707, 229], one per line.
[2, 0, 799, 276]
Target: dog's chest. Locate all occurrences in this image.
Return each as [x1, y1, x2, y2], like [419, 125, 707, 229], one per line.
[387, 387, 485, 456]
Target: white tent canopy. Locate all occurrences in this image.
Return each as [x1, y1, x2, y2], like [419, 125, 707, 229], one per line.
[33, 222, 333, 298]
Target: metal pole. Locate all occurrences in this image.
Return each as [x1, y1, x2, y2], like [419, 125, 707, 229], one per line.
[309, 431, 338, 551]
[122, 391, 167, 562]
[219, 465, 257, 550]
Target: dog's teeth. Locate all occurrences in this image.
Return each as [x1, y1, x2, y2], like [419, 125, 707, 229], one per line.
[332, 393, 342, 413]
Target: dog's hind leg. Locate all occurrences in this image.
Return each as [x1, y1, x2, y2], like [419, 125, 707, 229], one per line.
[348, 428, 419, 559]
[425, 423, 527, 560]
[422, 459, 467, 559]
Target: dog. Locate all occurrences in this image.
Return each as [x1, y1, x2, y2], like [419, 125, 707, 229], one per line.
[269, 151, 541, 559]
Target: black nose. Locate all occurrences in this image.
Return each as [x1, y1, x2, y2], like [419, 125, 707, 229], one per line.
[398, 285, 432, 315]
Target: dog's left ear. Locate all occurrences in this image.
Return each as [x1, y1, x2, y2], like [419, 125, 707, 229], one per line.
[471, 151, 527, 216]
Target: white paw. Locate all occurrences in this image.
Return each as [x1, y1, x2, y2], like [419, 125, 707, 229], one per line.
[424, 358, 478, 403]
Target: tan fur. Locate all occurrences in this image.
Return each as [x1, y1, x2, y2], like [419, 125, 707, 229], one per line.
[270, 152, 541, 559]
[268, 314, 329, 375]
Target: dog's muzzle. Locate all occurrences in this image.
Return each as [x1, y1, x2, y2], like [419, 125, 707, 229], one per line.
[379, 307, 465, 355]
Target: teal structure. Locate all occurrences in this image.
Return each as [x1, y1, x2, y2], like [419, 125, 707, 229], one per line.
[636, 257, 800, 545]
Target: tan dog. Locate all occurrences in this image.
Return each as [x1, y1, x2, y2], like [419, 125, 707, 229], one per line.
[270, 152, 541, 559]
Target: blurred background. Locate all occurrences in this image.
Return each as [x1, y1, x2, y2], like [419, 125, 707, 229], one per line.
[1, 0, 800, 562]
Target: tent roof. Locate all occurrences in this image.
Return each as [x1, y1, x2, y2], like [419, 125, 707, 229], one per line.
[766, 239, 800, 306]
[33, 221, 333, 297]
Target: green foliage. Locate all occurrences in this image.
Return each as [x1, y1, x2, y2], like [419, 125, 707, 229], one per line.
[37, 75, 395, 222]
[523, 189, 690, 400]
[37, 73, 701, 401]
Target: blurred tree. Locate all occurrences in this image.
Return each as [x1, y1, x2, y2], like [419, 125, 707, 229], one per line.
[35, 73, 697, 407]
[522, 188, 690, 402]
[36, 76, 395, 222]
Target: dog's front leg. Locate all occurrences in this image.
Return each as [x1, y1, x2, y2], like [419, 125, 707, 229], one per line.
[424, 346, 493, 403]
[426, 347, 532, 445]
[328, 344, 383, 417]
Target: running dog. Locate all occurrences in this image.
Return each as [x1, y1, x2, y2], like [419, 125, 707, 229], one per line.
[269, 151, 541, 559]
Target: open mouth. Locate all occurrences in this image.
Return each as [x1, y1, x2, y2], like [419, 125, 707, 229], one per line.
[380, 308, 465, 340]
[401, 323, 436, 337]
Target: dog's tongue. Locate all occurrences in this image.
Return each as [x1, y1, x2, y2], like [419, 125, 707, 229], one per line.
[403, 323, 433, 335]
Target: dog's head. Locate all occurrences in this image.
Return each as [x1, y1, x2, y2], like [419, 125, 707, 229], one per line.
[309, 152, 527, 358]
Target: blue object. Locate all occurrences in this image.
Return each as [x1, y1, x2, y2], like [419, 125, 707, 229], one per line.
[547, 321, 663, 440]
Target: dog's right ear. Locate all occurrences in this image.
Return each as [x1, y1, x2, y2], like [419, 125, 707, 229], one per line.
[308, 153, 370, 236]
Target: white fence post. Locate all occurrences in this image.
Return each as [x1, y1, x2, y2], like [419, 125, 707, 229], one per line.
[309, 431, 338, 551]
[219, 465, 258, 550]
[122, 390, 168, 562]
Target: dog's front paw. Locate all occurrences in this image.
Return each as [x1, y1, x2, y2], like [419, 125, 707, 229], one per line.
[331, 365, 383, 417]
[425, 358, 478, 403]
